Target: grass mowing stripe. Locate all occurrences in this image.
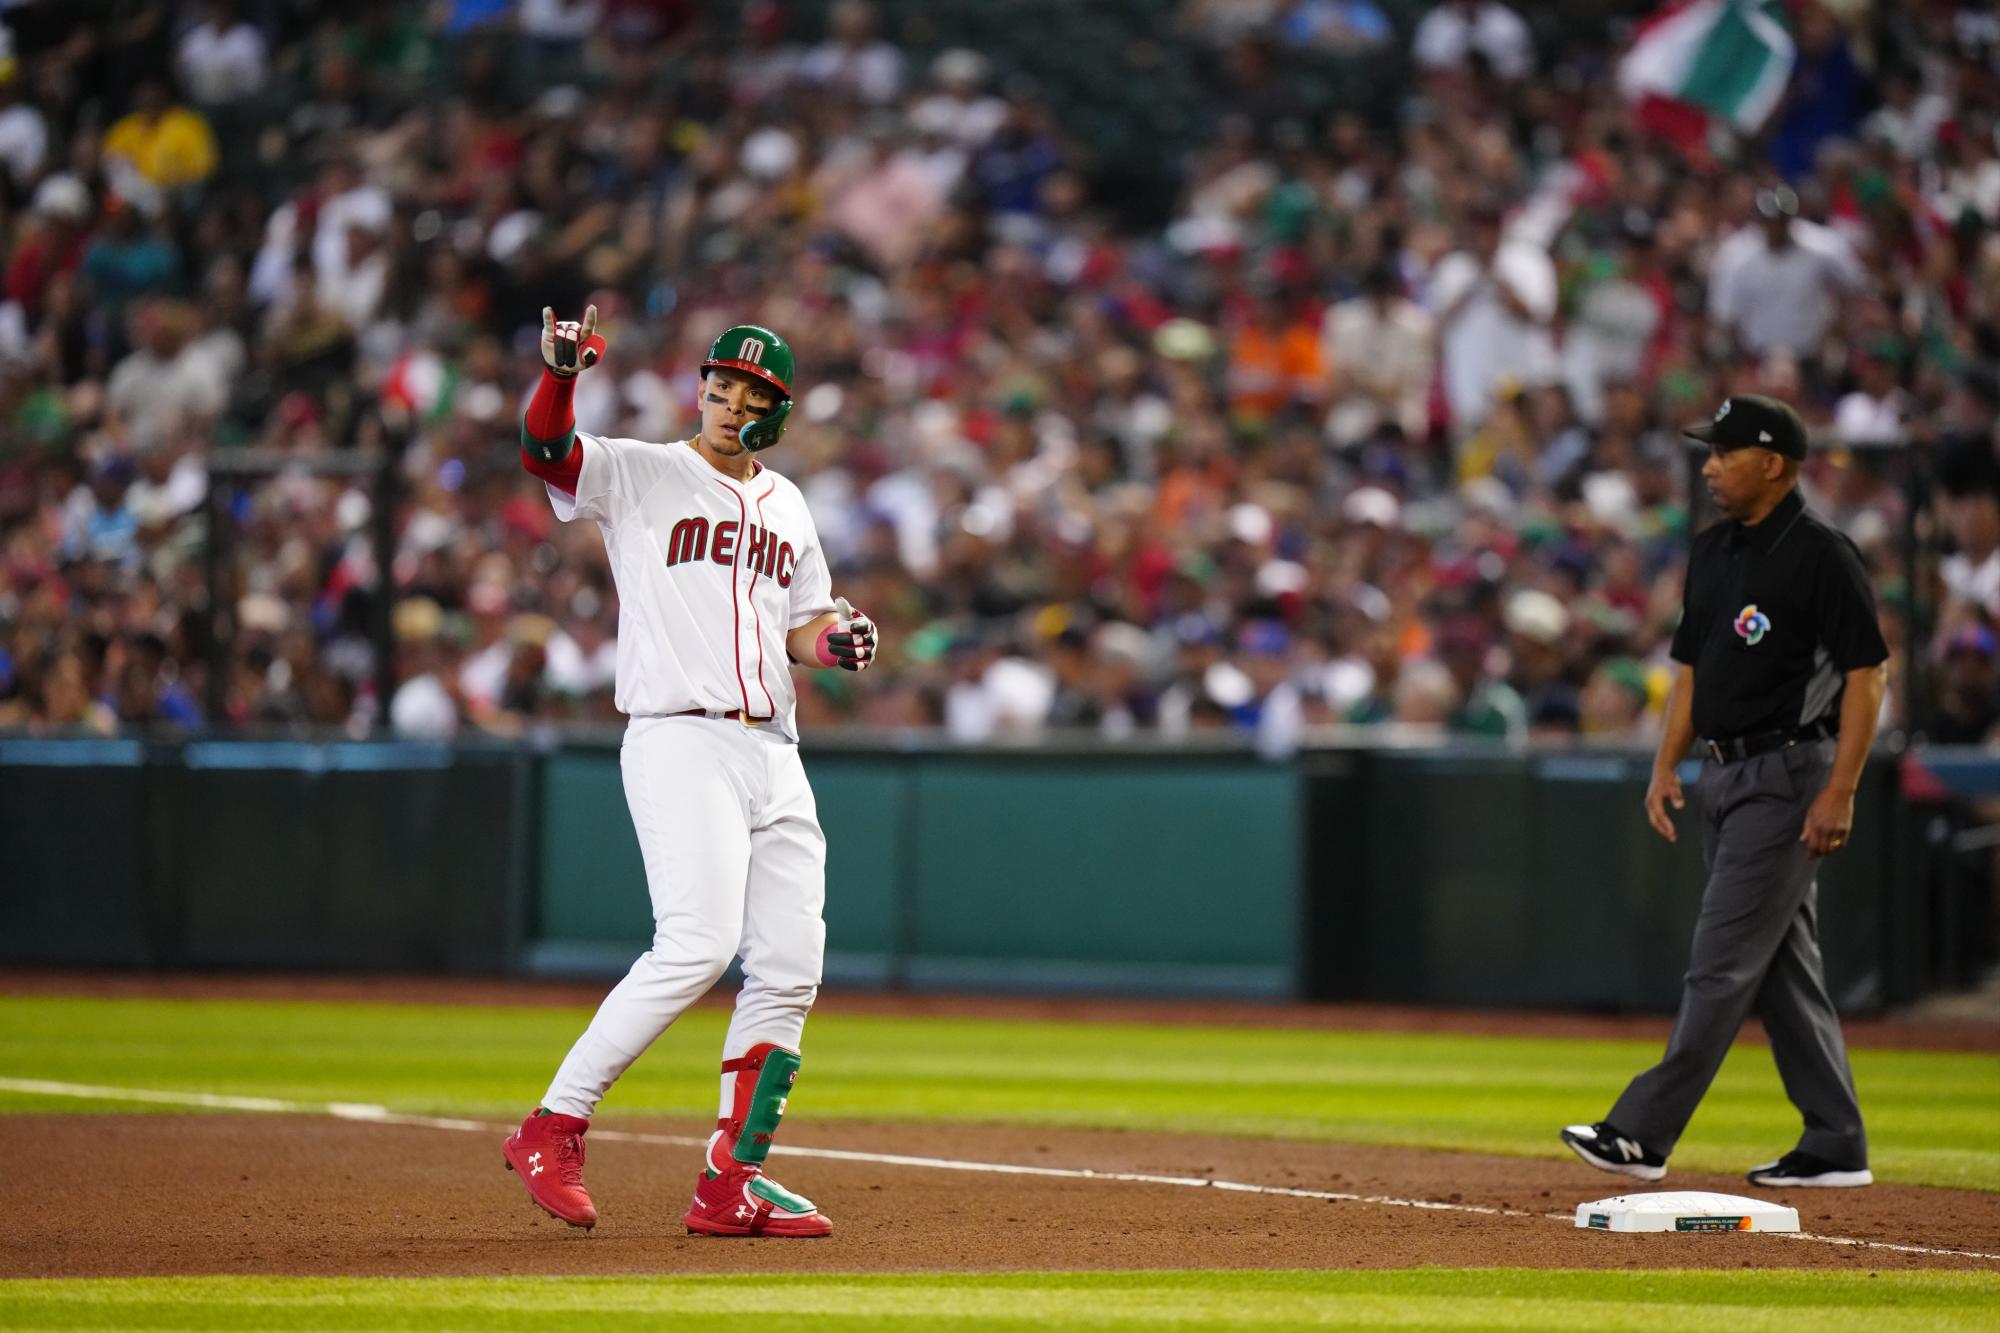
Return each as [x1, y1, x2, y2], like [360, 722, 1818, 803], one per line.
[2, 1272, 1997, 1332]
[1, 996, 1994, 1190]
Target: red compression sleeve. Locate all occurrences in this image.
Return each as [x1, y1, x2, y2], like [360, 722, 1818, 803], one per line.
[521, 368, 581, 494]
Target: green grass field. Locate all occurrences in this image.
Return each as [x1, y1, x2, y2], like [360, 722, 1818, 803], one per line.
[0, 995, 1994, 1188]
[3, 993, 1995, 1331]
[2, 1271, 1997, 1332]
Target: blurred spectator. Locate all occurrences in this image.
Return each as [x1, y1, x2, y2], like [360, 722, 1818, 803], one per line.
[1323, 263, 1435, 446]
[1769, 3, 1864, 181]
[389, 597, 459, 739]
[1562, 213, 1671, 426]
[1413, 0, 1533, 80]
[1707, 184, 1863, 359]
[60, 455, 139, 567]
[1226, 286, 1324, 425]
[1862, 63, 1949, 161]
[8, 175, 92, 321]
[1431, 204, 1557, 439]
[1437, 617, 1525, 741]
[0, 59, 47, 189]
[1932, 626, 2000, 745]
[101, 76, 218, 204]
[82, 195, 178, 321]
[1831, 346, 1912, 446]
[106, 301, 215, 451]
[799, 1, 903, 105]
[822, 116, 946, 266]
[176, 1, 268, 107]
[1504, 588, 1576, 737]
[1941, 475, 2000, 624]
[1581, 657, 1654, 739]
[910, 49, 1006, 149]
[1391, 657, 1459, 732]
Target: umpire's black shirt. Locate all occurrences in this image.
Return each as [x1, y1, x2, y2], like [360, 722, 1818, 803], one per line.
[1670, 487, 1889, 740]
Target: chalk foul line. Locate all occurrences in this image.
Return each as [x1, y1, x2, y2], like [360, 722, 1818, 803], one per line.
[2, 1077, 1994, 1264]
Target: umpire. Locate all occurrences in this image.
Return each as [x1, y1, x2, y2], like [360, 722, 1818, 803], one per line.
[1563, 394, 1890, 1189]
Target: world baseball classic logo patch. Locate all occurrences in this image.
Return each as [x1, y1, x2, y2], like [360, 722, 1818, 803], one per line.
[1734, 604, 1771, 645]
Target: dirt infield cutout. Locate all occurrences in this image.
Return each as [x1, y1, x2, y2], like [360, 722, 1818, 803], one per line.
[6, 1090, 1998, 1279]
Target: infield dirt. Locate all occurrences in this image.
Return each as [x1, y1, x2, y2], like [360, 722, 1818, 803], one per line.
[8, 974, 1996, 1279]
[10, 1111, 1999, 1278]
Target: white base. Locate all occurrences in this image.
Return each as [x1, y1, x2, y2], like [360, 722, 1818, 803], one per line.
[1575, 1190, 1799, 1234]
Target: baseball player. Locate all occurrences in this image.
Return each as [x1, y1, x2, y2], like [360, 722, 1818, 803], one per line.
[500, 306, 877, 1237]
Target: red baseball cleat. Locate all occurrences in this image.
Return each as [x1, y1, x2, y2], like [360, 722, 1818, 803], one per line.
[684, 1158, 833, 1238]
[502, 1109, 598, 1229]
[683, 1043, 831, 1236]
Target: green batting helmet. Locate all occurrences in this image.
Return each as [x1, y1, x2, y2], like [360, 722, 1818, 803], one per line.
[701, 324, 795, 451]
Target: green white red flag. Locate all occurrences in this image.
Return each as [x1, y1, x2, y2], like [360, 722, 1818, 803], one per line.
[1618, 0, 1796, 136]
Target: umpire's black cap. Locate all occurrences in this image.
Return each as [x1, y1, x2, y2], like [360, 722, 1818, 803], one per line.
[1682, 394, 1809, 460]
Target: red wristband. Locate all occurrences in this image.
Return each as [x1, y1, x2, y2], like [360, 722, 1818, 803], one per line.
[812, 621, 842, 668]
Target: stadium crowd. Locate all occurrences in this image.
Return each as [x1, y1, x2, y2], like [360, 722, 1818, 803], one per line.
[0, 0, 1995, 751]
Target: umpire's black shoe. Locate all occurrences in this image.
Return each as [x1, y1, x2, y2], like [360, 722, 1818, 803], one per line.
[1560, 1122, 1666, 1181]
[1745, 1150, 1873, 1188]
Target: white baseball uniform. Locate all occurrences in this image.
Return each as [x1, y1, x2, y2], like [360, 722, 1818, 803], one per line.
[537, 432, 836, 1123]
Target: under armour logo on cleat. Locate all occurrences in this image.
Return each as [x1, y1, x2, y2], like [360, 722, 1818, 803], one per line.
[736, 1204, 752, 1220]
[528, 1151, 545, 1176]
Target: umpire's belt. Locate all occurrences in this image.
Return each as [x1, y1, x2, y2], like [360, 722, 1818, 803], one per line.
[1701, 718, 1835, 764]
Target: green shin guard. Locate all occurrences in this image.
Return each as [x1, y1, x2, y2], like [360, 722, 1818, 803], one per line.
[720, 1044, 801, 1168]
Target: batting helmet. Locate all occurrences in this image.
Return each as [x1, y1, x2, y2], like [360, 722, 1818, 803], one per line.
[702, 324, 795, 452]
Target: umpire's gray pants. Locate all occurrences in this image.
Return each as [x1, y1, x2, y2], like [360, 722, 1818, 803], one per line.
[1608, 738, 1867, 1165]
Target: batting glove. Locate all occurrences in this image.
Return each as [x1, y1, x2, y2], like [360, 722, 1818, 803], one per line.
[541, 304, 606, 376]
[815, 597, 878, 671]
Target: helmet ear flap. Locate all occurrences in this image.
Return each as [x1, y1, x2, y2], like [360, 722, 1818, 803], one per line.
[739, 397, 792, 452]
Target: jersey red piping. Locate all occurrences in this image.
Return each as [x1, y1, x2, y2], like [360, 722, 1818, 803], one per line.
[711, 474, 769, 723]
[723, 479, 753, 719]
[748, 477, 779, 719]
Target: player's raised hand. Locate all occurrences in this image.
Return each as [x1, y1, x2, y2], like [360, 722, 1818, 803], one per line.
[542, 304, 605, 376]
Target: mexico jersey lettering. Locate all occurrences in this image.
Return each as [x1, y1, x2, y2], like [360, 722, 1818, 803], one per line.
[543, 434, 836, 739]
[662, 516, 799, 586]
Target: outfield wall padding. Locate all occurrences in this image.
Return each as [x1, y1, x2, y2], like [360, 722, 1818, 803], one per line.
[0, 737, 1936, 1010]
[530, 746, 1299, 995]
[0, 738, 530, 974]
[1296, 750, 1905, 1012]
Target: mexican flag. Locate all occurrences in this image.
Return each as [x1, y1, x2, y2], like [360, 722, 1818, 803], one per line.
[1619, 0, 1795, 143]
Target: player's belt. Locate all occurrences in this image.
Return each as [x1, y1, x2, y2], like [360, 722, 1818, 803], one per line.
[667, 708, 772, 726]
[1701, 718, 1835, 764]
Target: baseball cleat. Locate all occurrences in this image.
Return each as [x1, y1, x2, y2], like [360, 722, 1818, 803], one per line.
[1745, 1150, 1873, 1188]
[684, 1162, 832, 1238]
[502, 1109, 598, 1229]
[1561, 1121, 1667, 1181]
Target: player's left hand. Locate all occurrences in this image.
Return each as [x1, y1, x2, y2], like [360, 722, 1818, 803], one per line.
[815, 598, 877, 672]
[1799, 785, 1854, 859]
[542, 304, 605, 376]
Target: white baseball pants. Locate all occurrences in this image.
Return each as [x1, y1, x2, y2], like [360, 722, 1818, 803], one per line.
[541, 714, 827, 1121]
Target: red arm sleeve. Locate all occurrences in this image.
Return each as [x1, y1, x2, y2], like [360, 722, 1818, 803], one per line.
[521, 439, 583, 495]
[520, 368, 581, 495]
